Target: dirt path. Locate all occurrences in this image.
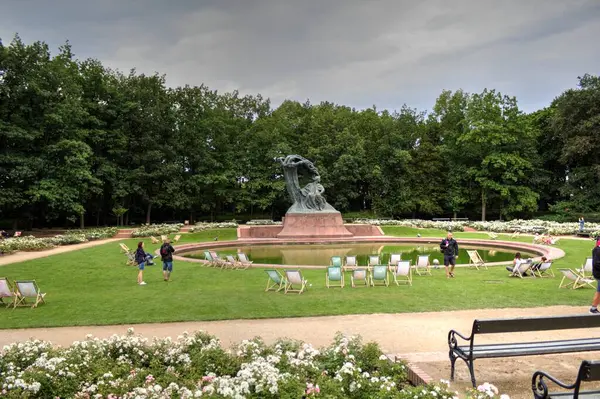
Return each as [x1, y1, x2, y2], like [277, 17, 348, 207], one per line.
[0, 238, 120, 266]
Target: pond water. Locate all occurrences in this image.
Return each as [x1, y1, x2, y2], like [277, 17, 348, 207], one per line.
[184, 243, 533, 266]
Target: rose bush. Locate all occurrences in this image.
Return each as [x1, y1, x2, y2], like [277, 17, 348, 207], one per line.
[353, 219, 466, 232]
[0, 228, 118, 254]
[0, 330, 509, 399]
[190, 222, 239, 233]
[245, 220, 282, 226]
[131, 224, 184, 238]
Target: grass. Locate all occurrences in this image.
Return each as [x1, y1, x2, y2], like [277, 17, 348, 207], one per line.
[0, 227, 595, 329]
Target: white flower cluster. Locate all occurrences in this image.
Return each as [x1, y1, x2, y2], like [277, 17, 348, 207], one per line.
[0, 227, 117, 253]
[245, 220, 282, 226]
[470, 219, 599, 235]
[189, 222, 239, 232]
[353, 219, 467, 232]
[131, 223, 184, 237]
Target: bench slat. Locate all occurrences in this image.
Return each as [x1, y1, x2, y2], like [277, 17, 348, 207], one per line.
[546, 391, 600, 398]
[462, 337, 600, 353]
[474, 315, 600, 334]
[458, 339, 600, 359]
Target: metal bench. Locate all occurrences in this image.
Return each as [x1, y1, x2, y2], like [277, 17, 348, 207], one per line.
[532, 360, 600, 398]
[448, 315, 600, 387]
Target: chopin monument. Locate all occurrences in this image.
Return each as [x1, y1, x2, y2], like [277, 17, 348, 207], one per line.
[275, 155, 353, 239]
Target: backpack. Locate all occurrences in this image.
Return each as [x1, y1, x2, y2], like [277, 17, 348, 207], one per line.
[160, 245, 169, 257]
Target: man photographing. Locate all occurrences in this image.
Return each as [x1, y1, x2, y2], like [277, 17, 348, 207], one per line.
[440, 232, 459, 278]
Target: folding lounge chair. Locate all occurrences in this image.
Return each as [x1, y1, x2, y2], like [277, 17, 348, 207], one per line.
[343, 256, 357, 272]
[265, 270, 286, 292]
[150, 236, 159, 244]
[119, 243, 131, 253]
[392, 261, 412, 286]
[533, 261, 555, 278]
[510, 231, 521, 238]
[284, 270, 308, 294]
[14, 280, 46, 308]
[370, 265, 389, 287]
[579, 257, 593, 277]
[487, 232, 498, 240]
[350, 268, 369, 287]
[368, 255, 380, 270]
[0, 278, 16, 308]
[415, 255, 432, 276]
[467, 250, 487, 270]
[173, 235, 181, 243]
[510, 260, 534, 278]
[558, 269, 595, 290]
[330, 256, 343, 268]
[326, 265, 344, 288]
[161, 235, 168, 242]
[388, 254, 401, 271]
[209, 251, 228, 268]
[204, 251, 218, 267]
[225, 255, 241, 269]
[237, 253, 253, 269]
[120, 244, 136, 266]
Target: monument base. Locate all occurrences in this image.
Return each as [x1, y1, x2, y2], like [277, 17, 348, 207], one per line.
[276, 212, 353, 239]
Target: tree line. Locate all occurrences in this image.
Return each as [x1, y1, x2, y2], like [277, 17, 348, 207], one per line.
[0, 35, 599, 229]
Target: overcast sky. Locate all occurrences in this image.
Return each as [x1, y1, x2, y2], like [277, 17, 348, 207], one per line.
[1, 0, 599, 113]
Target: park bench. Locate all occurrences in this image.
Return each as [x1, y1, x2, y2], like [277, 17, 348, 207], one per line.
[532, 360, 600, 398]
[452, 218, 469, 221]
[432, 218, 450, 221]
[448, 315, 600, 387]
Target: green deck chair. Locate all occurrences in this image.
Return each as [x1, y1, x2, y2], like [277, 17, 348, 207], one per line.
[330, 256, 343, 268]
[326, 266, 344, 288]
[265, 269, 286, 292]
[370, 265, 389, 287]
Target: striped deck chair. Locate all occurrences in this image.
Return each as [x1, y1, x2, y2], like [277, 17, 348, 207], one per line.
[0, 278, 16, 308]
[350, 268, 369, 287]
[388, 254, 401, 271]
[343, 256, 357, 272]
[392, 261, 412, 286]
[120, 243, 136, 266]
[14, 280, 46, 308]
[330, 256, 343, 268]
[150, 236, 159, 244]
[415, 255, 432, 276]
[173, 235, 181, 243]
[579, 257, 593, 277]
[225, 255, 241, 269]
[284, 270, 308, 294]
[510, 260, 534, 278]
[559, 269, 595, 290]
[533, 261, 554, 278]
[467, 250, 487, 270]
[326, 265, 344, 288]
[237, 253, 253, 269]
[265, 270, 285, 292]
[370, 265, 389, 287]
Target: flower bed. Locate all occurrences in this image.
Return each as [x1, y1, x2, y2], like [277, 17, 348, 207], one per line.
[0, 236, 56, 253]
[469, 219, 600, 235]
[245, 220, 282, 226]
[131, 224, 184, 238]
[189, 222, 239, 232]
[353, 219, 466, 232]
[0, 228, 118, 254]
[0, 329, 510, 399]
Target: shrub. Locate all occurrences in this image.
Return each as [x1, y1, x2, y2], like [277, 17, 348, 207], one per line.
[246, 220, 282, 226]
[131, 224, 184, 238]
[69, 227, 118, 240]
[189, 222, 238, 232]
[353, 219, 466, 232]
[0, 236, 56, 253]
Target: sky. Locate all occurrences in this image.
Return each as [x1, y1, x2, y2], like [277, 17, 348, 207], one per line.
[1, 0, 599, 113]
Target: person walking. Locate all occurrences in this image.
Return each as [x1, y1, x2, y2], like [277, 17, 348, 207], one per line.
[135, 242, 147, 286]
[579, 217, 585, 233]
[440, 232, 459, 278]
[160, 239, 175, 281]
[589, 240, 600, 314]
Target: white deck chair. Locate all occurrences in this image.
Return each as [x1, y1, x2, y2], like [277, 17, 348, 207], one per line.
[578, 257, 593, 277]
[388, 254, 401, 271]
[225, 255, 241, 269]
[350, 268, 369, 287]
[467, 250, 487, 270]
[150, 236, 159, 244]
[0, 278, 16, 308]
[237, 253, 253, 269]
[415, 255, 432, 276]
[533, 235, 543, 244]
[392, 260, 412, 286]
[533, 261, 554, 278]
[368, 255, 380, 270]
[510, 231, 521, 238]
[284, 270, 308, 294]
[14, 280, 46, 308]
[487, 232, 498, 240]
[344, 256, 357, 271]
[510, 260, 534, 278]
[559, 269, 595, 289]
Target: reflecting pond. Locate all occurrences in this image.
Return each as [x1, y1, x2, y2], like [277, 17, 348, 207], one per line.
[184, 243, 533, 265]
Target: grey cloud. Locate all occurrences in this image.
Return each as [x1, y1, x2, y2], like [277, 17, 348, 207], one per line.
[1, 0, 599, 112]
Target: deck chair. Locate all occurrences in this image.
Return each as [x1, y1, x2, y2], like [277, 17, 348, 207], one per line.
[0, 278, 16, 308]
[14, 280, 46, 308]
[370, 265, 389, 287]
[209, 251, 228, 268]
[326, 266, 344, 288]
[510, 231, 521, 238]
[265, 270, 285, 292]
[203, 251, 217, 267]
[119, 243, 131, 253]
[14, 231, 21, 237]
[225, 255, 241, 269]
[533, 235, 543, 244]
[120, 244, 136, 266]
[368, 255, 380, 270]
[173, 235, 181, 243]
[160, 235, 168, 242]
[559, 269, 595, 290]
[150, 236, 159, 244]
[579, 257, 593, 277]
[284, 270, 308, 294]
[392, 261, 412, 286]
[510, 260, 534, 278]
[415, 255, 432, 276]
[533, 261, 554, 278]
[487, 232, 498, 240]
[237, 253, 253, 269]
[467, 250, 487, 270]
[330, 256, 343, 268]
[388, 254, 402, 271]
[343, 256, 357, 271]
[350, 268, 369, 287]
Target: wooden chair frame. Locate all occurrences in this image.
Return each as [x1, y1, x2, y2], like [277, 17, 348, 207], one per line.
[14, 280, 46, 308]
[265, 270, 286, 292]
[284, 270, 308, 294]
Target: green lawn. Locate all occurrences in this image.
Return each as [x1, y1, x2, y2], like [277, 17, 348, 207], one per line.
[0, 227, 595, 329]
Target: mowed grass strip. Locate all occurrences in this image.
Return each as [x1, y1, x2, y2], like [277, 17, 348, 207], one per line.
[0, 227, 594, 329]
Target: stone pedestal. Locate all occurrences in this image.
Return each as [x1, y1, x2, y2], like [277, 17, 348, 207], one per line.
[276, 212, 353, 239]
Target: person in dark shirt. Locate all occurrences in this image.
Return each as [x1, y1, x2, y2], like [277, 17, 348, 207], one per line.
[589, 240, 600, 314]
[160, 239, 175, 282]
[440, 232, 459, 278]
[135, 242, 147, 286]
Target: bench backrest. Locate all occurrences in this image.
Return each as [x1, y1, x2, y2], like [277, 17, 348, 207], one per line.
[579, 361, 600, 382]
[473, 315, 600, 334]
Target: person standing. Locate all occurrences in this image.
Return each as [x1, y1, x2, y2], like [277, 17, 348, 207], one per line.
[160, 239, 175, 281]
[135, 242, 147, 286]
[440, 232, 459, 278]
[579, 217, 585, 233]
[589, 240, 600, 314]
